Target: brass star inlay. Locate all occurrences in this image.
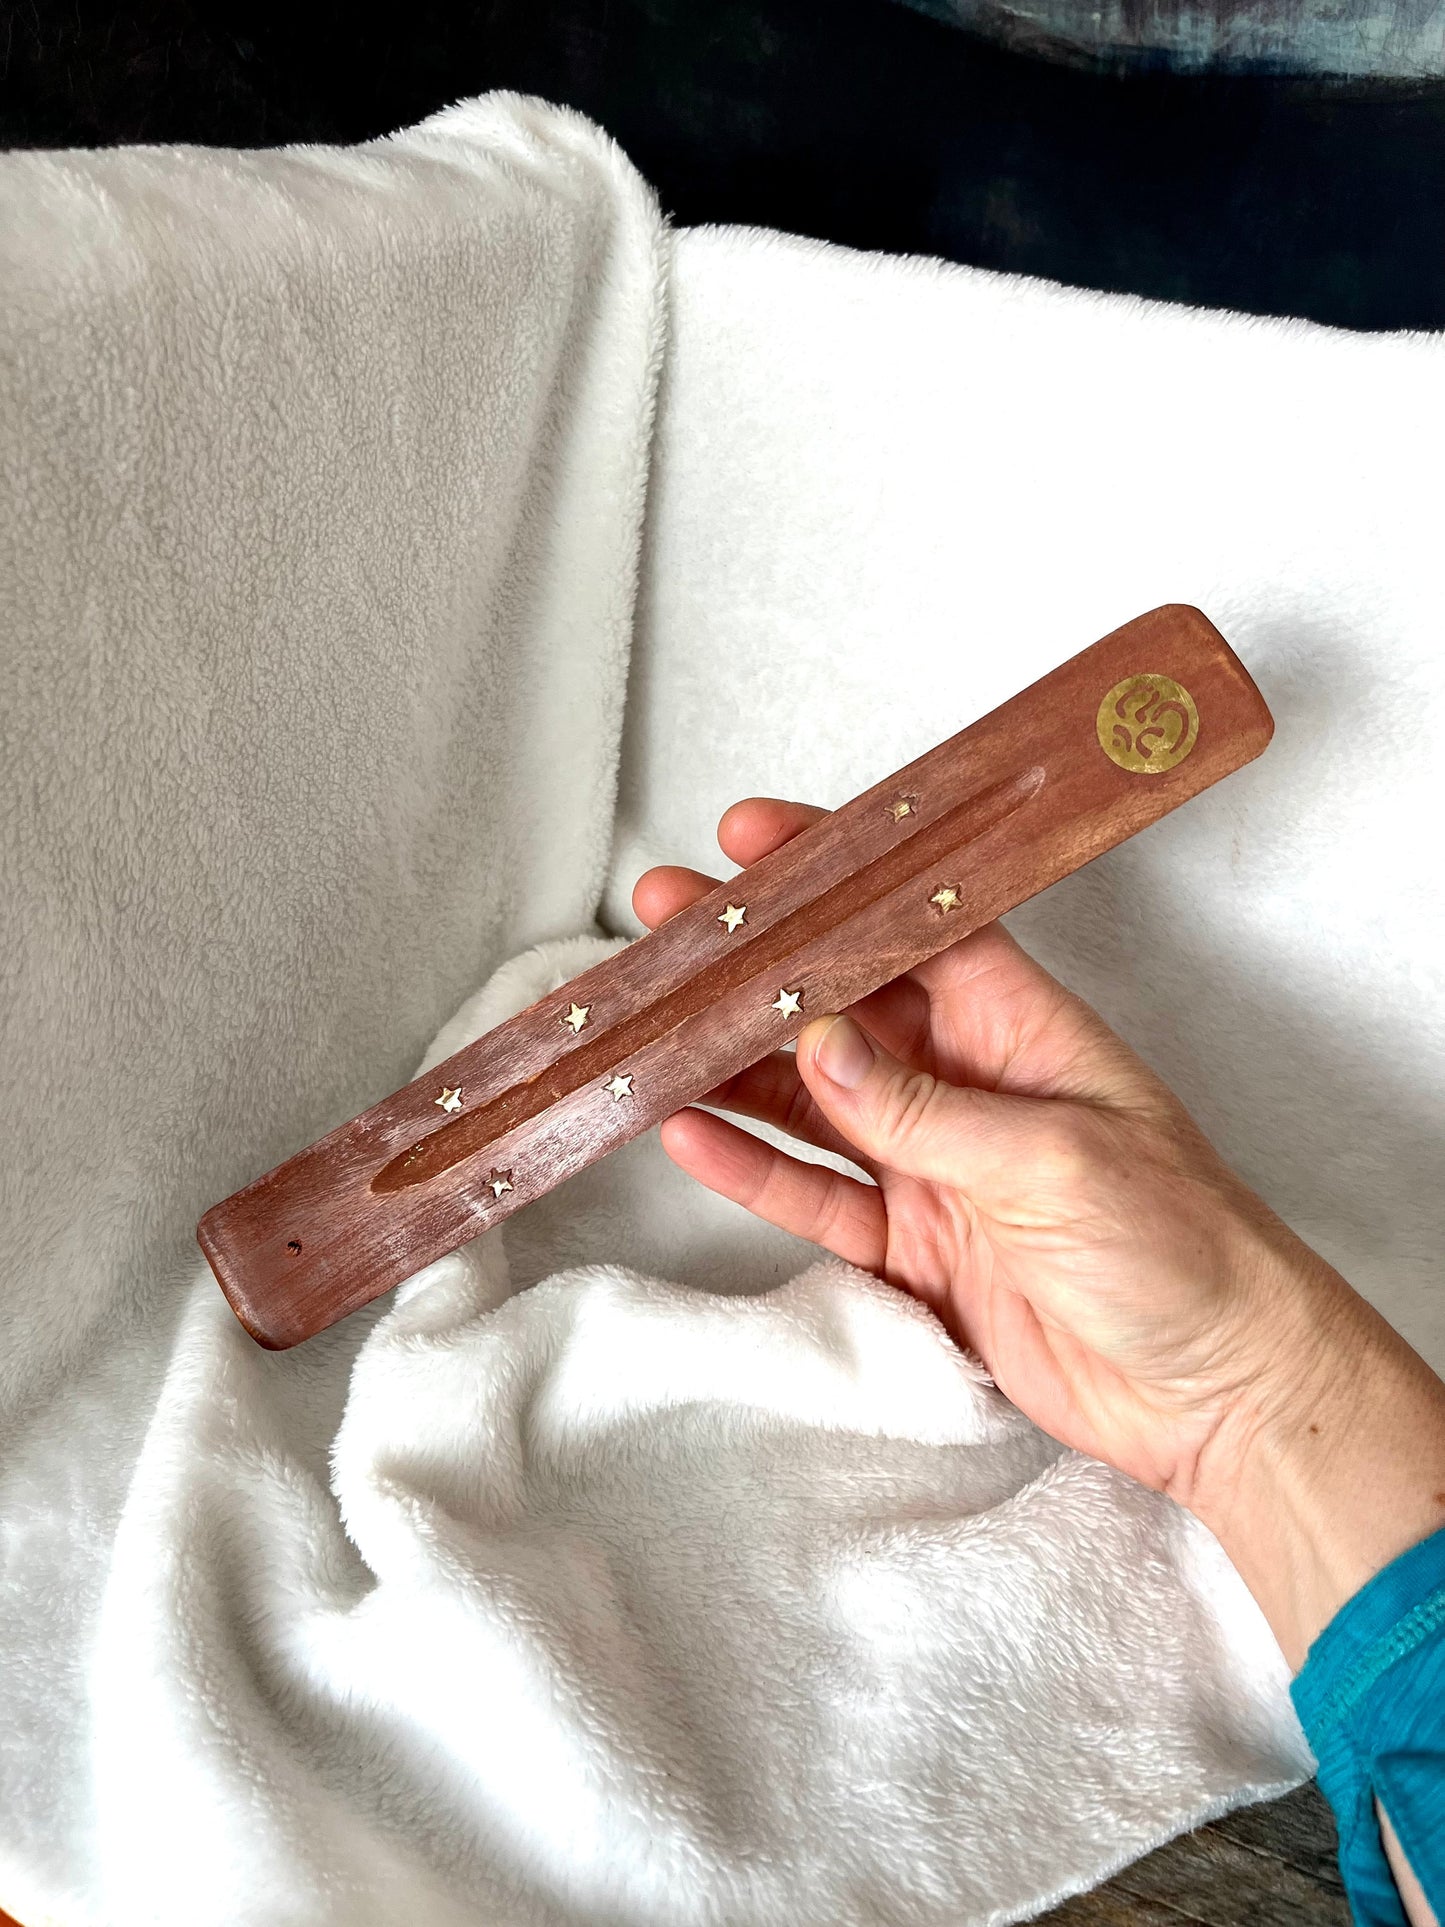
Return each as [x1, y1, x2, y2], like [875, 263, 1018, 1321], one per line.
[604, 1072, 634, 1101]
[887, 795, 918, 823]
[486, 1167, 514, 1200]
[930, 886, 961, 914]
[771, 987, 804, 1018]
[718, 903, 747, 934]
[562, 1002, 591, 1034]
[435, 1087, 463, 1114]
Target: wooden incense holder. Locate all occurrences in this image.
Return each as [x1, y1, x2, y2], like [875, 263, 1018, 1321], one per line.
[199, 605, 1273, 1348]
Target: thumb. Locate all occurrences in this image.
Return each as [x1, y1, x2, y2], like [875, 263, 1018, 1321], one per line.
[796, 1012, 1052, 1196]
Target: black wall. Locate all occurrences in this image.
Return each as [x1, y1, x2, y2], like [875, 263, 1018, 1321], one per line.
[4, 0, 1444, 330]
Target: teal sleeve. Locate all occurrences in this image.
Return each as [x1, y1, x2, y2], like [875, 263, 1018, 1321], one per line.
[1290, 1524, 1445, 1925]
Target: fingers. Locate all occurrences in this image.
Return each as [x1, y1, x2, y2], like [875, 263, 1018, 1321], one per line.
[629, 795, 1155, 1117]
[659, 1108, 888, 1272]
[923, 924, 1166, 1110]
[631, 798, 826, 931]
[631, 863, 719, 931]
[701, 1050, 882, 1176]
[716, 797, 827, 866]
[795, 1010, 1046, 1197]
[909, 921, 1092, 1093]
[628, 795, 925, 1073]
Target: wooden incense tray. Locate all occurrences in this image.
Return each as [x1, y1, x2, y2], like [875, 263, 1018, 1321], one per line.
[199, 604, 1273, 1347]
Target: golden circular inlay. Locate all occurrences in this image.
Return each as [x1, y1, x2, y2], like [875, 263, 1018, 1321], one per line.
[1096, 674, 1199, 775]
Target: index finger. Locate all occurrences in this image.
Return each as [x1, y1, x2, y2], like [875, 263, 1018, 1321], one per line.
[716, 796, 1135, 1105]
[716, 796, 827, 867]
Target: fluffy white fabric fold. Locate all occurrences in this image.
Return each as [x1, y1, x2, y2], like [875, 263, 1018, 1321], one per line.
[0, 96, 667, 1921]
[88, 936, 1304, 1926]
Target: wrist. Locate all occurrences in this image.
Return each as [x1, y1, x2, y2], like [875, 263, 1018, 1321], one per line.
[1188, 1245, 1445, 1670]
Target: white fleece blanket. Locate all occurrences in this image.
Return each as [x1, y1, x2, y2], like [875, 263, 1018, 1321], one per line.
[2, 95, 1441, 1927]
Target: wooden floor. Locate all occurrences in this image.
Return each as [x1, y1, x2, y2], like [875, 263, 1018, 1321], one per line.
[1034, 1783, 1347, 1925]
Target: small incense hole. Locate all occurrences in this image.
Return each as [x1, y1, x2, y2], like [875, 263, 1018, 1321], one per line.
[286, 1239, 302, 1256]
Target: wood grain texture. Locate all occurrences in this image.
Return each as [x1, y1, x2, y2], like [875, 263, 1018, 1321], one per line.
[198, 604, 1274, 1347]
[1033, 1784, 1346, 1927]
[1205, 1782, 1344, 1893]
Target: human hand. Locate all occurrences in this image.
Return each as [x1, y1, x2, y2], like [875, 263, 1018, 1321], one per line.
[635, 796, 1445, 1667]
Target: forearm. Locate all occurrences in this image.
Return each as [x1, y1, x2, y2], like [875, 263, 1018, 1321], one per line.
[1190, 1249, 1445, 1924]
[1190, 1253, 1445, 1672]
[1381, 1803, 1439, 1927]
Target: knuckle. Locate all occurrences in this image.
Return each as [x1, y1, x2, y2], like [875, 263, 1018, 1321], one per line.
[811, 1171, 875, 1260]
[878, 1068, 944, 1150]
[812, 1179, 852, 1250]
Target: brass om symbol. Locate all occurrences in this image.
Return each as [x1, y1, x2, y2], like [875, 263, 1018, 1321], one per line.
[1095, 674, 1199, 775]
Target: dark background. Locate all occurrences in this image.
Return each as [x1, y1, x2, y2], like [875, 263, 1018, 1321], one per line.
[4, 0, 1444, 331]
